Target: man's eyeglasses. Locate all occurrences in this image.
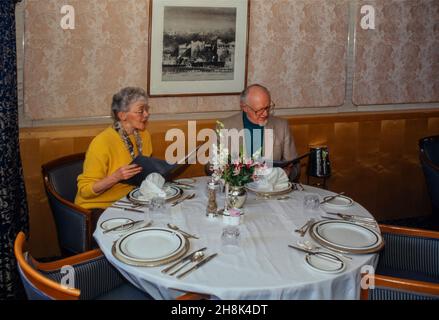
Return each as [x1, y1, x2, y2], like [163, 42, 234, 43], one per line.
[244, 102, 275, 117]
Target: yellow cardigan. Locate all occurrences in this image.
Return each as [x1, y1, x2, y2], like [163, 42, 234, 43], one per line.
[75, 127, 152, 209]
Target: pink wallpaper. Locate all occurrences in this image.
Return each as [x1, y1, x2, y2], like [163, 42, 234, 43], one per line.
[24, 0, 437, 121]
[23, 0, 350, 120]
[353, 0, 439, 105]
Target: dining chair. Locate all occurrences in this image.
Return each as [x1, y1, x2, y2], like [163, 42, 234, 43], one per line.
[14, 231, 154, 300]
[419, 135, 439, 219]
[42, 153, 94, 255]
[15, 232, 209, 300]
[361, 224, 439, 300]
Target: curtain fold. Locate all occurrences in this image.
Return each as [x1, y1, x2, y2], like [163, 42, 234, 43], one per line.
[0, 0, 29, 300]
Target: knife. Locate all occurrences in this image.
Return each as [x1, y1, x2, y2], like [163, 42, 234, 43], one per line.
[288, 245, 342, 264]
[176, 253, 218, 279]
[171, 194, 191, 207]
[319, 192, 345, 205]
[324, 212, 375, 222]
[103, 219, 145, 234]
[110, 205, 144, 213]
[161, 247, 207, 274]
[171, 181, 194, 188]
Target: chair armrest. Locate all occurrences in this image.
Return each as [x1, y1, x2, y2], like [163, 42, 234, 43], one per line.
[176, 292, 210, 300]
[361, 274, 439, 300]
[379, 224, 439, 239]
[33, 249, 103, 271]
[39, 253, 126, 300]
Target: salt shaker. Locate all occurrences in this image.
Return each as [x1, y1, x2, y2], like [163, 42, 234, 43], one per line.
[206, 181, 218, 218]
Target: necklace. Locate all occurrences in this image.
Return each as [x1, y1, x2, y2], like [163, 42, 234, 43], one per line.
[113, 121, 143, 159]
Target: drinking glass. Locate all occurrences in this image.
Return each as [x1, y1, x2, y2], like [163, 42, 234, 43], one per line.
[303, 194, 320, 211]
[221, 226, 240, 253]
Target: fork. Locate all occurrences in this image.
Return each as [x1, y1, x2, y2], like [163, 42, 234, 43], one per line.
[294, 219, 315, 237]
[171, 193, 195, 207]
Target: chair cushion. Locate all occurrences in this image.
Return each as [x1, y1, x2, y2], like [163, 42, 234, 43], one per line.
[95, 283, 153, 300]
[370, 287, 439, 300]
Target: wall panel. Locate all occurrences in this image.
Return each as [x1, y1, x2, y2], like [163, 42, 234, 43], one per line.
[20, 110, 439, 257]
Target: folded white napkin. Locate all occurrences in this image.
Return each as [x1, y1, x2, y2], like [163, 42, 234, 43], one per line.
[138, 172, 166, 201]
[255, 167, 289, 191]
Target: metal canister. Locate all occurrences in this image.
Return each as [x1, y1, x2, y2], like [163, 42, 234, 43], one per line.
[307, 146, 331, 178]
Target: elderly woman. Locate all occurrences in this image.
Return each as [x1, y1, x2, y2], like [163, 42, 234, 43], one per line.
[75, 87, 152, 210]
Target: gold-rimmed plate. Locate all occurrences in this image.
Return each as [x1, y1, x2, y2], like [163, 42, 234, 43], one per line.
[245, 182, 293, 197]
[127, 185, 182, 205]
[112, 227, 189, 267]
[309, 220, 384, 254]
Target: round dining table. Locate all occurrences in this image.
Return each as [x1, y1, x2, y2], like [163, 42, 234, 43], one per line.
[94, 176, 380, 300]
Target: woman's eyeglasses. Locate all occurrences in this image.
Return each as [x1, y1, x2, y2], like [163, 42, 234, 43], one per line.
[130, 107, 150, 116]
[244, 102, 275, 117]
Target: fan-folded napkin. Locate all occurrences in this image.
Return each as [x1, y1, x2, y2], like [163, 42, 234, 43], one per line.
[255, 167, 289, 191]
[139, 173, 166, 201]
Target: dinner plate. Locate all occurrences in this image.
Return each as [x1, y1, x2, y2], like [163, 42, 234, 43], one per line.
[127, 185, 182, 204]
[309, 220, 384, 254]
[100, 218, 134, 233]
[305, 253, 346, 273]
[113, 227, 189, 267]
[245, 182, 292, 196]
[321, 195, 354, 209]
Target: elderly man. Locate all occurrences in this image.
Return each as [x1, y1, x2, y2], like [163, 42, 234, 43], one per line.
[220, 84, 300, 181]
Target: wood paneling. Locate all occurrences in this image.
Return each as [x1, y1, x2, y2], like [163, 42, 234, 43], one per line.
[19, 110, 439, 258]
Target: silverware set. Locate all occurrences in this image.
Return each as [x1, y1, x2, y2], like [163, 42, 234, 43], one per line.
[296, 240, 352, 260]
[110, 205, 144, 213]
[319, 192, 345, 205]
[171, 193, 195, 206]
[321, 212, 378, 228]
[161, 248, 218, 278]
[294, 218, 315, 237]
[288, 244, 343, 266]
[167, 223, 199, 239]
[103, 220, 152, 234]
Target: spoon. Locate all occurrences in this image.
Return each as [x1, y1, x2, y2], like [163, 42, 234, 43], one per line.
[169, 251, 205, 276]
[167, 223, 199, 239]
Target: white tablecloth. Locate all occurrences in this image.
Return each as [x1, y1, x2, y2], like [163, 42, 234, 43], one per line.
[94, 177, 379, 300]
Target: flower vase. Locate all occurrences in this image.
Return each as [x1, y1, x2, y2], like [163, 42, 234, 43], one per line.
[227, 185, 247, 209]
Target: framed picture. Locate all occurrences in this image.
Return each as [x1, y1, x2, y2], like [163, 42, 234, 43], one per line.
[148, 0, 249, 97]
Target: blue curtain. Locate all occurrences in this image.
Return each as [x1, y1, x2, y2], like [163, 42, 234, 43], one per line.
[0, 0, 29, 300]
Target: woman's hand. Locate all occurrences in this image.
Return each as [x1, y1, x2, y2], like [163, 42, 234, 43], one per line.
[92, 164, 142, 195]
[112, 164, 143, 181]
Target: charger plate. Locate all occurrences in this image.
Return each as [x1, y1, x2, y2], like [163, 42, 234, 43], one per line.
[309, 220, 384, 254]
[245, 182, 293, 197]
[112, 227, 189, 267]
[127, 185, 182, 205]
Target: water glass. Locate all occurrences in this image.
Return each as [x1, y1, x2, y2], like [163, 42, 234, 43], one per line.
[221, 226, 240, 249]
[303, 194, 320, 211]
[149, 196, 166, 217]
[150, 196, 166, 209]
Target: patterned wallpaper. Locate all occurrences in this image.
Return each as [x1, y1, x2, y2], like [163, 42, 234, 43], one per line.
[353, 0, 439, 105]
[23, 0, 349, 120]
[23, 0, 438, 121]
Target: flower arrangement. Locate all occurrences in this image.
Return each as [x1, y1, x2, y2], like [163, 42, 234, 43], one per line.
[210, 121, 265, 187]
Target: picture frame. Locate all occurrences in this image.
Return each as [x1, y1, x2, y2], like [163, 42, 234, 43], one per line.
[148, 0, 249, 97]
